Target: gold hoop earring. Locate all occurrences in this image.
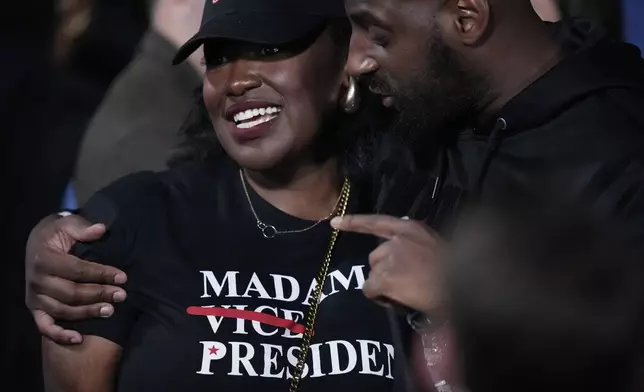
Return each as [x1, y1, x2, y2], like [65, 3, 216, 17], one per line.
[341, 77, 360, 114]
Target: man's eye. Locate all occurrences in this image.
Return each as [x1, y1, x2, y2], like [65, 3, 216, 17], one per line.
[369, 28, 390, 47]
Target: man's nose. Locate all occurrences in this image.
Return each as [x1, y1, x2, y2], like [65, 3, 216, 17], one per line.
[347, 36, 379, 78]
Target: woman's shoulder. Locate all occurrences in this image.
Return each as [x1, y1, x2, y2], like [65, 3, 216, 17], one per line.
[156, 157, 237, 201]
[72, 162, 224, 265]
[92, 171, 165, 203]
[77, 171, 167, 234]
[73, 171, 169, 267]
[92, 158, 232, 200]
[83, 158, 236, 223]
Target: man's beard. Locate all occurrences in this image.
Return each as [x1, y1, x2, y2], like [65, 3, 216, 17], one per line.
[366, 31, 490, 164]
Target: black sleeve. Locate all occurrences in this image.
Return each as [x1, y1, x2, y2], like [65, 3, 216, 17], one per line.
[59, 171, 163, 346]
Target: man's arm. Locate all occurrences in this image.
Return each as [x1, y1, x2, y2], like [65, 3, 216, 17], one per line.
[42, 336, 122, 392]
[330, 214, 445, 315]
[25, 214, 128, 344]
[27, 170, 160, 345]
[330, 214, 462, 389]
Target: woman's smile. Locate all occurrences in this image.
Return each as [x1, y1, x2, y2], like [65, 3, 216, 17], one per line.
[225, 100, 284, 142]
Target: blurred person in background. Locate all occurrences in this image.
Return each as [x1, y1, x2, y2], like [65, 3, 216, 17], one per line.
[531, 0, 623, 39]
[41, 0, 150, 213]
[73, 0, 204, 205]
[55, 0, 95, 62]
[13, 0, 150, 269]
[442, 189, 644, 392]
[559, 0, 623, 41]
[624, 0, 643, 50]
[5, 1, 148, 390]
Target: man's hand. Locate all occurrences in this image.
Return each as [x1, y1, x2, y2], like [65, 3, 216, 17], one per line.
[331, 215, 445, 316]
[25, 214, 128, 344]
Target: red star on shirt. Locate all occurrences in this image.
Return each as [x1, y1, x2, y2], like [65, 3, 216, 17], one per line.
[209, 346, 219, 355]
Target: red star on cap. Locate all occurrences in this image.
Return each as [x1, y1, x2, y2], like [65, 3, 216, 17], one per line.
[209, 346, 219, 355]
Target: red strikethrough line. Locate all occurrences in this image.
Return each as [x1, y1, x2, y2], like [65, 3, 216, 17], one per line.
[186, 306, 312, 336]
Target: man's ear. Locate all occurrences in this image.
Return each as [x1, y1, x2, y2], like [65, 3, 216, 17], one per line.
[439, 0, 491, 46]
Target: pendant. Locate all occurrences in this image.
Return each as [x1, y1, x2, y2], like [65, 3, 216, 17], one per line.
[257, 222, 278, 238]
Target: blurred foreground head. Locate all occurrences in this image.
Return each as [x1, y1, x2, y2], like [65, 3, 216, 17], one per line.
[447, 185, 644, 392]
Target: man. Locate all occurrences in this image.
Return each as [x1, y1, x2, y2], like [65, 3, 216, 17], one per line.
[73, 0, 203, 204]
[24, 0, 644, 389]
[332, 0, 644, 387]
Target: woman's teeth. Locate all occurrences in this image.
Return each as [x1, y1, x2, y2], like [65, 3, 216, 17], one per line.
[233, 106, 282, 128]
[237, 114, 278, 129]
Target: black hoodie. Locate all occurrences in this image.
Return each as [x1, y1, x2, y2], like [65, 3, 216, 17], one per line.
[382, 19, 644, 392]
[378, 19, 644, 242]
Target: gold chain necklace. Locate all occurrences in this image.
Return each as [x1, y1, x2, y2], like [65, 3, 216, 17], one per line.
[239, 169, 346, 239]
[289, 179, 351, 392]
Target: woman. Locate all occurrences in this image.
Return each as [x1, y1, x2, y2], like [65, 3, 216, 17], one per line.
[41, 0, 401, 391]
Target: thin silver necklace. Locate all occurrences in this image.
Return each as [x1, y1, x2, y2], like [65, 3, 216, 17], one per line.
[239, 169, 347, 239]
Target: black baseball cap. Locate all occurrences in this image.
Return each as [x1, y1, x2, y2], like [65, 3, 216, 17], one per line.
[172, 0, 347, 65]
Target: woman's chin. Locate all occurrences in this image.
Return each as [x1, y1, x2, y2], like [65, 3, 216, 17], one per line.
[230, 152, 284, 173]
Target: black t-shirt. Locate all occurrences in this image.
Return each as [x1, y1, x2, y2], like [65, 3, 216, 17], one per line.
[68, 158, 402, 392]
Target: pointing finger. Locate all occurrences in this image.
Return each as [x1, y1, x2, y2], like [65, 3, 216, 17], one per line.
[331, 214, 413, 239]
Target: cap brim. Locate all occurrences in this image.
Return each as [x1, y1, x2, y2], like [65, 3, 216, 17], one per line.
[172, 12, 328, 65]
